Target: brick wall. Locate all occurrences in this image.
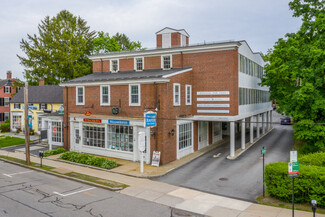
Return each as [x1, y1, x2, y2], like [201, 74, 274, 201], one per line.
[171, 32, 181, 47]
[156, 34, 162, 48]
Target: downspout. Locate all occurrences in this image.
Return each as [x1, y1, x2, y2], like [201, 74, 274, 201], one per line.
[154, 82, 158, 151]
[101, 59, 103, 72]
[181, 51, 184, 68]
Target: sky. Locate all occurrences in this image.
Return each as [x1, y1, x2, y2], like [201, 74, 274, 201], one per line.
[0, 0, 302, 81]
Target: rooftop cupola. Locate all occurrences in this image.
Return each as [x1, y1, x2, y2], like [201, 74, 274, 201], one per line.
[156, 27, 189, 48]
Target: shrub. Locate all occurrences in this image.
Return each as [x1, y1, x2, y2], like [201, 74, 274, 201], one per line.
[59, 152, 117, 169]
[265, 162, 325, 207]
[299, 152, 325, 167]
[43, 148, 66, 157]
[0, 122, 10, 132]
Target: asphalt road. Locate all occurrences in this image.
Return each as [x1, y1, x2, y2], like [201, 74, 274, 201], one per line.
[154, 112, 294, 202]
[0, 162, 202, 217]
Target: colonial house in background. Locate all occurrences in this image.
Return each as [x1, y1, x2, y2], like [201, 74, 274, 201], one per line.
[10, 80, 63, 148]
[60, 27, 272, 165]
[0, 71, 20, 123]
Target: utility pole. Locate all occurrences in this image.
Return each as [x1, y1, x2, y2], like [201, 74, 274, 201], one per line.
[24, 82, 30, 165]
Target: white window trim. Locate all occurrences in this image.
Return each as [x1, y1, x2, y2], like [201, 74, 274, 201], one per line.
[185, 85, 192, 105]
[161, 55, 172, 70]
[129, 84, 141, 106]
[110, 59, 119, 72]
[76, 86, 85, 105]
[100, 85, 110, 106]
[176, 120, 194, 159]
[4, 97, 9, 107]
[134, 57, 144, 71]
[4, 86, 10, 94]
[173, 83, 181, 106]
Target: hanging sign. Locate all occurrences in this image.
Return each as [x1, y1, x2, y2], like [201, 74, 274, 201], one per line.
[112, 108, 119, 115]
[83, 118, 101, 123]
[151, 151, 161, 167]
[144, 112, 157, 127]
[85, 111, 92, 116]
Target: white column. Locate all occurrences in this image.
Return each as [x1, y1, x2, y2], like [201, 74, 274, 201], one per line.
[256, 114, 260, 138]
[270, 110, 273, 128]
[250, 116, 254, 143]
[266, 111, 269, 131]
[241, 119, 245, 149]
[230, 121, 235, 157]
[262, 113, 265, 134]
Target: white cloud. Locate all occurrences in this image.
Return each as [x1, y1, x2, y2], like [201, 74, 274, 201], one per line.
[0, 0, 301, 80]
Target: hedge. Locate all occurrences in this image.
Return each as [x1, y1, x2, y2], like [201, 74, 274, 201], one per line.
[43, 148, 66, 157]
[59, 152, 117, 169]
[265, 162, 325, 207]
[299, 152, 325, 167]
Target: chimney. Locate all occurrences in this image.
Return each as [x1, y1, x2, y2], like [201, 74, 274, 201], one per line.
[7, 71, 12, 79]
[39, 79, 45, 86]
[156, 27, 190, 48]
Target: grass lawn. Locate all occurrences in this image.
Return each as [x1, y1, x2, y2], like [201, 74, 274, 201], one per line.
[0, 136, 25, 148]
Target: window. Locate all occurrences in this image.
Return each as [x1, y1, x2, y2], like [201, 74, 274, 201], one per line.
[40, 104, 47, 110]
[173, 83, 180, 106]
[12, 115, 22, 129]
[185, 85, 192, 105]
[4, 97, 9, 107]
[107, 125, 133, 152]
[178, 123, 192, 150]
[129, 84, 140, 106]
[52, 121, 62, 142]
[134, 57, 143, 71]
[14, 103, 20, 109]
[100, 85, 110, 106]
[76, 86, 84, 105]
[4, 112, 9, 121]
[110, 59, 119, 72]
[4, 86, 11, 93]
[83, 124, 105, 148]
[162, 55, 172, 69]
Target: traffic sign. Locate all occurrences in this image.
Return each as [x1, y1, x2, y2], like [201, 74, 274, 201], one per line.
[261, 147, 266, 155]
[290, 151, 297, 162]
[288, 162, 299, 177]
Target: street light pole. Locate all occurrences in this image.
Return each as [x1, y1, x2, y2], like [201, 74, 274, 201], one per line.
[24, 82, 30, 165]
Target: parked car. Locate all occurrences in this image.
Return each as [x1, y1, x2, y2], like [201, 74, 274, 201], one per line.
[280, 117, 292, 125]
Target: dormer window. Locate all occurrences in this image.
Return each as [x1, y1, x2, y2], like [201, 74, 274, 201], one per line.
[135, 57, 143, 71]
[162, 55, 172, 70]
[4, 86, 11, 93]
[110, 59, 119, 73]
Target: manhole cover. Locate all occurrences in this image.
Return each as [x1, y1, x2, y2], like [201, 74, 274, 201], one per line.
[219, 178, 228, 181]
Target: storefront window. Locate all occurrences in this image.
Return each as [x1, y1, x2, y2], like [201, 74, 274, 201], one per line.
[12, 115, 22, 129]
[179, 123, 192, 150]
[52, 121, 62, 143]
[83, 124, 105, 148]
[107, 125, 133, 152]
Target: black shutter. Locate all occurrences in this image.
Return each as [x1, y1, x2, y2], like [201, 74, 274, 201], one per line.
[45, 104, 47, 109]
[0, 98, 3, 106]
[3, 87, 5, 93]
[0, 113, 3, 121]
[9, 87, 11, 93]
[16, 87, 18, 93]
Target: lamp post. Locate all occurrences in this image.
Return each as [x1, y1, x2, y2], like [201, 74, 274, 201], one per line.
[24, 82, 30, 165]
[311, 200, 317, 217]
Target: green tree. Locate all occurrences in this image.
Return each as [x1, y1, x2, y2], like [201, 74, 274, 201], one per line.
[18, 10, 95, 85]
[92, 31, 143, 54]
[261, 0, 325, 152]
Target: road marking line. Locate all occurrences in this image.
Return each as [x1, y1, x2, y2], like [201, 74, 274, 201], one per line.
[53, 187, 96, 197]
[3, 171, 33, 178]
[213, 153, 221, 158]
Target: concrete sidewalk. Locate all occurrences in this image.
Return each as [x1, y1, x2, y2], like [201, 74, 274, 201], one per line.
[0, 150, 321, 217]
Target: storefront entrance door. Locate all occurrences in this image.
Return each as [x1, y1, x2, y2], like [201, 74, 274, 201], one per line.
[198, 121, 209, 150]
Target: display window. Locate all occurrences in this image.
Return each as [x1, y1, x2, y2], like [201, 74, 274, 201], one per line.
[107, 125, 133, 152]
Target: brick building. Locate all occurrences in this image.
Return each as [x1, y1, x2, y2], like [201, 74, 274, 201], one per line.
[60, 27, 272, 165]
[0, 71, 20, 123]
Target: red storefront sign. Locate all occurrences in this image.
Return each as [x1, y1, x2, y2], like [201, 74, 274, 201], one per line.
[83, 118, 101, 123]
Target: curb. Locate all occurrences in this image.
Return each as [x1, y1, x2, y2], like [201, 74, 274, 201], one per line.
[0, 157, 123, 191]
[227, 127, 274, 160]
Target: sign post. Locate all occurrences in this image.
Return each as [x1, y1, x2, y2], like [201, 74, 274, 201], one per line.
[138, 132, 145, 173]
[289, 150, 299, 217]
[261, 146, 266, 197]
